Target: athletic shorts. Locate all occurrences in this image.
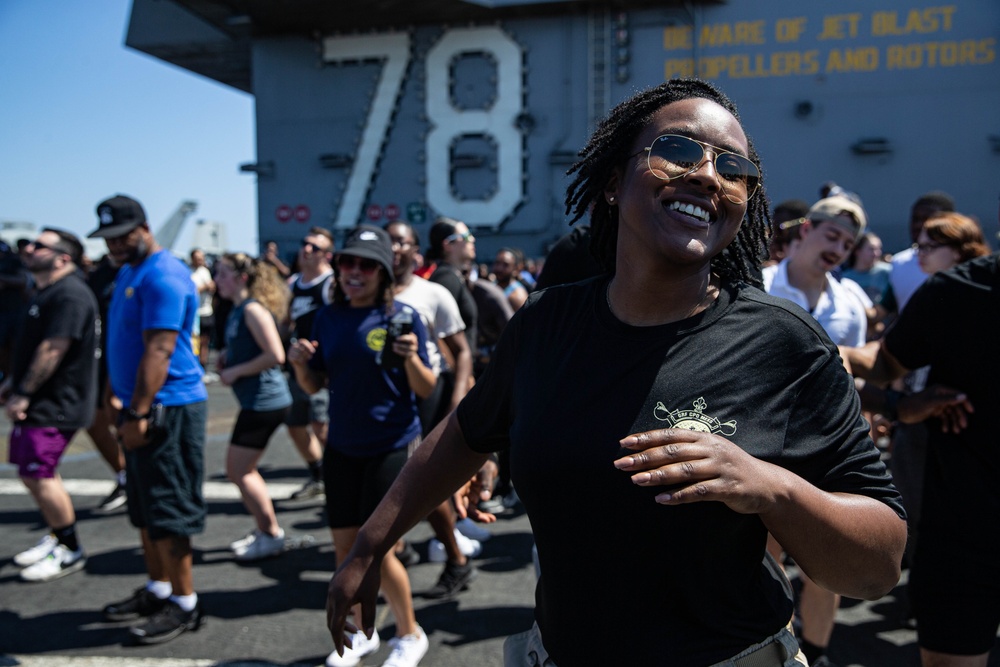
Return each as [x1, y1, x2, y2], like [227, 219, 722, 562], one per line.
[285, 375, 329, 426]
[9, 426, 76, 479]
[911, 528, 1000, 655]
[417, 371, 454, 437]
[125, 401, 207, 540]
[231, 407, 288, 450]
[324, 445, 410, 529]
[198, 314, 215, 342]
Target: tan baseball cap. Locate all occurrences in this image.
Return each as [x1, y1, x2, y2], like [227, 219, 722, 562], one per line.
[807, 195, 868, 239]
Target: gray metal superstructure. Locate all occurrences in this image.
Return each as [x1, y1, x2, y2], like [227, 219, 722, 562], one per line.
[126, 0, 1000, 259]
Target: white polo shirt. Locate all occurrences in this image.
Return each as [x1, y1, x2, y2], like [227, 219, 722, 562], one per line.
[889, 246, 928, 312]
[763, 260, 871, 346]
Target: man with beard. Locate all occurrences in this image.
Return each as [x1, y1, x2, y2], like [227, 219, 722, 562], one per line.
[88, 195, 208, 644]
[1, 228, 99, 582]
[281, 227, 334, 502]
[491, 248, 529, 311]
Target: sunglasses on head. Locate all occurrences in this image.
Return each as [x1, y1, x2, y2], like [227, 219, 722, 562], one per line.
[633, 134, 760, 205]
[336, 255, 380, 273]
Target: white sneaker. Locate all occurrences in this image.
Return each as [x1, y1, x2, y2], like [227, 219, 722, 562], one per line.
[20, 544, 86, 582]
[14, 534, 58, 567]
[229, 529, 258, 552]
[453, 528, 483, 557]
[456, 518, 492, 542]
[428, 530, 482, 563]
[381, 627, 428, 667]
[326, 628, 381, 667]
[234, 529, 286, 561]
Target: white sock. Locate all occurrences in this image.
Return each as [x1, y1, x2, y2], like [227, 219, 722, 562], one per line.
[170, 592, 198, 612]
[146, 579, 172, 599]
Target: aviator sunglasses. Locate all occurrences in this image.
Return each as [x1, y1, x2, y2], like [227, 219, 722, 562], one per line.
[634, 134, 760, 205]
[336, 255, 380, 274]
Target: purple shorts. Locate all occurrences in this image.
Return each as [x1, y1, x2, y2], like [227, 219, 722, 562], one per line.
[9, 426, 76, 479]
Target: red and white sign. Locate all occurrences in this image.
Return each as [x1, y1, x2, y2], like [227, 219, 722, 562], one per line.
[276, 205, 293, 223]
[294, 204, 311, 223]
[385, 203, 400, 219]
[366, 204, 383, 221]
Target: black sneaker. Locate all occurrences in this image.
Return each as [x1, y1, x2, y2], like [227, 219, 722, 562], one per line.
[103, 587, 168, 622]
[95, 483, 127, 514]
[424, 561, 477, 599]
[129, 599, 204, 644]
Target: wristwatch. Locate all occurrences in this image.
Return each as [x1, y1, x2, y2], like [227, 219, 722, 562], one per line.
[123, 408, 150, 421]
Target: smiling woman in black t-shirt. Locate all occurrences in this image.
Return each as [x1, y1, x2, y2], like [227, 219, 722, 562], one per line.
[322, 79, 907, 667]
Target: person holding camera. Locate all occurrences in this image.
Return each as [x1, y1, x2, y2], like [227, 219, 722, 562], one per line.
[88, 195, 208, 645]
[289, 225, 435, 667]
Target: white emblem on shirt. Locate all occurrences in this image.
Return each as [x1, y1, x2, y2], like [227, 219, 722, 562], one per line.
[654, 396, 737, 436]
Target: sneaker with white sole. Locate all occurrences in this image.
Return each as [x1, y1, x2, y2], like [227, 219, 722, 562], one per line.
[234, 529, 285, 561]
[456, 518, 492, 542]
[20, 544, 86, 582]
[289, 478, 325, 502]
[428, 529, 482, 563]
[95, 482, 127, 514]
[381, 627, 429, 667]
[229, 529, 258, 552]
[13, 534, 58, 567]
[326, 628, 381, 667]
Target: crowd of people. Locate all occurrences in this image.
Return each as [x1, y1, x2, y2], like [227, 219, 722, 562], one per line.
[1, 76, 998, 667]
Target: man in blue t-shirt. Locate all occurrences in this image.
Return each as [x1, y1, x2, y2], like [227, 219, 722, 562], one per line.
[88, 195, 207, 645]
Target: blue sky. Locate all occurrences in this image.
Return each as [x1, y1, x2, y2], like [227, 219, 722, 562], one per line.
[0, 0, 257, 255]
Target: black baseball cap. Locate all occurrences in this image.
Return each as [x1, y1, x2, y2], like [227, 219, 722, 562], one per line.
[88, 195, 147, 239]
[338, 225, 395, 279]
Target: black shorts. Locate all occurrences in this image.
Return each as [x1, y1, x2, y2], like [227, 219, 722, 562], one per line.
[125, 401, 207, 540]
[199, 315, 215, 341]
[95, 368, 110, 409]
[231, 407, 288, 450]
[417, 371, 454, 437]
[324, 446, 410, 529]
[912, 526, 1000, 655]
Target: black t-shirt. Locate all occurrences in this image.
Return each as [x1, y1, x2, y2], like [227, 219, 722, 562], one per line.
[12, 272, 99, 429]
[884, 252, 1000, 552]
[290, 271, 334, 340]
[430, 263, 478, 350]
[457, 276, 903, 665]
[87, 257, 117, 351]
